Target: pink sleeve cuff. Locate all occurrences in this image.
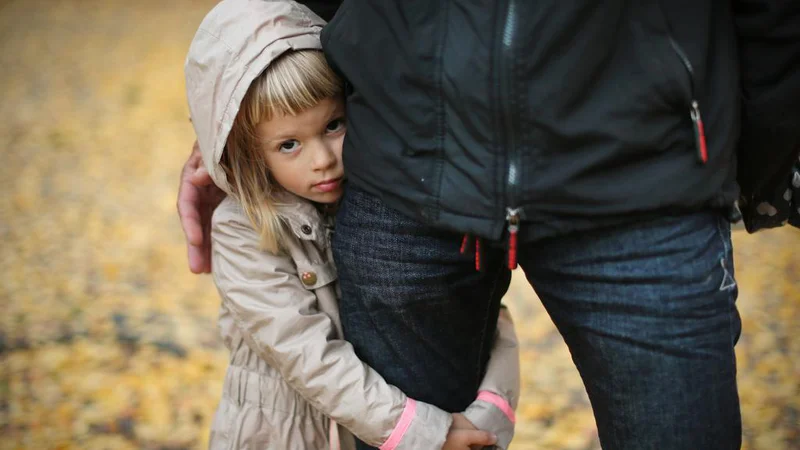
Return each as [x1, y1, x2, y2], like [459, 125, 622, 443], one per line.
[477, 390, 516, 424]
[379, 398, 417, 450]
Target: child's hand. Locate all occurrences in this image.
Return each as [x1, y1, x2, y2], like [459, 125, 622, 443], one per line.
[442, 413, 497, 450]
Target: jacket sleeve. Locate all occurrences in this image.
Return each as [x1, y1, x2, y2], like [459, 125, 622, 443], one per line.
[462, 305, 520, 450]
[211, 210, 452, 450]
[734, 0, 800, 231]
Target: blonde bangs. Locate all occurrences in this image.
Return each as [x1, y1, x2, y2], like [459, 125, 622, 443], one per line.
[219, 50, 343, 254]
[248, 50, 342, 125]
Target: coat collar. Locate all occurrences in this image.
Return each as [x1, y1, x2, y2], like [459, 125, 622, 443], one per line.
[273, 192, 334, 248]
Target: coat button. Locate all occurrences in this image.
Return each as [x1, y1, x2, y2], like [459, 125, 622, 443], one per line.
[300, 224, 313, 235]
[301, 271, 317, 286]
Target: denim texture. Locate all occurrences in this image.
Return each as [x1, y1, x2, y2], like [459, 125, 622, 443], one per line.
[333, 186, 511, 412]
[333, 186, 741, 450]
[517, 210, 742, 449]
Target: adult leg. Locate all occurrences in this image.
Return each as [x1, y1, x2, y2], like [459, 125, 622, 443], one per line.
[332, 186, 510, 449]
[518, 211, 742, 450]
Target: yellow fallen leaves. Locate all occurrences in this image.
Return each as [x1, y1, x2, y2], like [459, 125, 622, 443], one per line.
[4, 341, 226, 449]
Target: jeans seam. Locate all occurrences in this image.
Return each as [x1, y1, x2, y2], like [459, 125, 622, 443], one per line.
[473, 258, 506, 387]
[715, 215, 736, 292]
[714, 215, 739, 351]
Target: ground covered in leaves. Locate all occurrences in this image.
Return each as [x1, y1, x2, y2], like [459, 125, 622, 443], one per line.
[1, 1, 798, 449]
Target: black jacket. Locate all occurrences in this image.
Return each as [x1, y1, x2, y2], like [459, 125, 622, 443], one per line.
[307, 1, 800, 240]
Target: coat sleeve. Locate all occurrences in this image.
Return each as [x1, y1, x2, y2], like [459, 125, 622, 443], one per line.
[462, 305, 520, 450]
[211, 209, 452, 450]
[734, 0, 800, 231]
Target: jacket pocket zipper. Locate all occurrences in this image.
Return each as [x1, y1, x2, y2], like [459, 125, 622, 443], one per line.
[668, 36, 708, 164]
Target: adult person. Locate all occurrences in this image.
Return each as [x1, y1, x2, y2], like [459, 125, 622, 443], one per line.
[178, 1, 800, 449]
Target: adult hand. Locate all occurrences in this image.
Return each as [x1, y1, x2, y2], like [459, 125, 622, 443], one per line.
[177, 141, 226, 273]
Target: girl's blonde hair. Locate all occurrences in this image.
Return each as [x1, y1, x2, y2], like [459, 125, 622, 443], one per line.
[220, 50, 343, 253]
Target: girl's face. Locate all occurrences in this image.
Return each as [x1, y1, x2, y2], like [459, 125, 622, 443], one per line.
[258, 97, 346, 204]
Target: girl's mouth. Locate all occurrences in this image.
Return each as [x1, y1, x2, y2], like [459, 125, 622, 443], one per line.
[313, 177, 342, 193]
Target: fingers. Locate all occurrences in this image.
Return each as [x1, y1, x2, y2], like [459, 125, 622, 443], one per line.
[444, 429, 497, 450]
[188, 208, 212, 274]
[186, 141, 204, 174]
[462, 430, 497, 447]
[187, 142, 219, 191]
[187, 244, 204, 274]
[188, 142, 213, 187]
[187, 242, 211, 274]
[451, 413, 477, 430]
[178, 140, 208, 262]
[178, 140, 223, 274]
[177, 180, 204, 247]
[189, 166, 213, 187]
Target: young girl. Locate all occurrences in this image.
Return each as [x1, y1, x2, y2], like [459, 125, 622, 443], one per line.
[185, 1, 520, 449]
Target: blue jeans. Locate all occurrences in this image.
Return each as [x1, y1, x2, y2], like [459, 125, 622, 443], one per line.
[333, 186, 741, 450]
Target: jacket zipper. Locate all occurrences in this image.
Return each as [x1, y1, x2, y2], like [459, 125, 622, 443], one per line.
[500, 0, 521, 269]
[667, 36, 708, 164]
[506, 207, 520, 269]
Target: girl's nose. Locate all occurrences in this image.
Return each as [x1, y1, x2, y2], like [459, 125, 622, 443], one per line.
[311, 141, 338, 171]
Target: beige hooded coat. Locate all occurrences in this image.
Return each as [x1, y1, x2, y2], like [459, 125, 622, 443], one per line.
[185, 1, 520, 449]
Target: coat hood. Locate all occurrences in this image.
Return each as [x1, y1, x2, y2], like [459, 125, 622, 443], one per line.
[185, 0, 325, 194]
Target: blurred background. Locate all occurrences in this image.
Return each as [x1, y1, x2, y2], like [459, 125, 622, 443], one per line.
[0, 1, 798, 449]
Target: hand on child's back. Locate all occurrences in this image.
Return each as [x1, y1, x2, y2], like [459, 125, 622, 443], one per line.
[442, 413, 497, 450]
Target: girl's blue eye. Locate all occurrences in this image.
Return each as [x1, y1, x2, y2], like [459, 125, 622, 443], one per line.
[326, 118, 345, 133]
[279, 140, 300, 153]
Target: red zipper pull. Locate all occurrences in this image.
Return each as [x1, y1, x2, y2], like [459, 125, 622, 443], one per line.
[475, 238, 482, 271]
[460, 234, 471, 254]
[690, 100, 708, 164]
[460, 234, 484, 271]
[506, 208, 520, 270]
